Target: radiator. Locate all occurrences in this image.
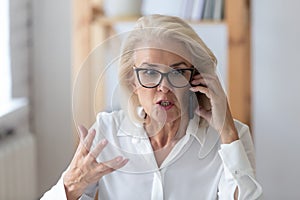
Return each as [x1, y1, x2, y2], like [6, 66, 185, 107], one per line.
[0, 133, 37, 200]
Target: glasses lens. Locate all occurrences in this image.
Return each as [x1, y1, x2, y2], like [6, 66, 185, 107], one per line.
[135, 64, 193, 88]
[168, 69, 192, 87]
[138, 68, 161, 87]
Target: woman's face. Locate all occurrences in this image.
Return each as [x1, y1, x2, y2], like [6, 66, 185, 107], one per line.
[133, 48, 193, 124]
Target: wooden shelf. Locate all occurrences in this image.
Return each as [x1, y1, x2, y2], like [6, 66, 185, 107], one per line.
[73, 0, 252, 127]
[225, 0, 251, 126]
[94, 15, 226, 26]
[95, 16, 140, 25]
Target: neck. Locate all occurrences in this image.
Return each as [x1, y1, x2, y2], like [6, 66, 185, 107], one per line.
[144, 116, 189, 150]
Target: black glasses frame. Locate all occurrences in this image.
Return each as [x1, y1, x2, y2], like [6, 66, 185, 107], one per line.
[134, 67, 195, 88]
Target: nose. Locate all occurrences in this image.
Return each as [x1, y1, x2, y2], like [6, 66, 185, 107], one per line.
[157, 76, 171, 93]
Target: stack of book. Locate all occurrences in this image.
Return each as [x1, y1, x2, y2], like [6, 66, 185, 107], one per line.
[183, 0, 224, 21]
[142, 0, 224, 21]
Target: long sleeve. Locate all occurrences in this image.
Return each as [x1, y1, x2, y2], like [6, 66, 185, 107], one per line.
[40, 171, 98, 200]
[40, 172, 68, 200]
[217, 124, 263, 199]
[41, 121, 100, 200]
[78, 182, 99, 200]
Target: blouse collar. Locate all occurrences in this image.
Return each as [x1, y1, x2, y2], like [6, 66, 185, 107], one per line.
[116, 112, 220, 158]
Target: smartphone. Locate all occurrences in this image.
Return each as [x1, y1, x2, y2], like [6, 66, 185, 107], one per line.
[189, 68, 205, 119]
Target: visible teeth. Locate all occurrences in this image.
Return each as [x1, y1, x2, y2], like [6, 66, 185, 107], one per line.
[160, 101, 170, 106]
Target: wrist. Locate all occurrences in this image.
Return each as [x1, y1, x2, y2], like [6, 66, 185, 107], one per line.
[220, 127, 239, 144]
[63, 172, 86, 200]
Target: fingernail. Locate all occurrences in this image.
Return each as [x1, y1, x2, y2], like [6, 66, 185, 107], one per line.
[189, 87, 196, 91]
[116, 156, 123, 162]
[78, 125, 83, 131]
[101, 139, 108, 145]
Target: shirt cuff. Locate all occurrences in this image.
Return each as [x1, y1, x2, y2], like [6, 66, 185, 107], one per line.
[40, 172, 68, 200]
[218, 140, 254, 180]
[79, 194, 96, 200]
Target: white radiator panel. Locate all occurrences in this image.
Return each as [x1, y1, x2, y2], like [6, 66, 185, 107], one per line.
[0, 133, 37, 200]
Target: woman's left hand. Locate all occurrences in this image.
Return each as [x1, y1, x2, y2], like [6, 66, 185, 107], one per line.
[189, 73, 239, 144]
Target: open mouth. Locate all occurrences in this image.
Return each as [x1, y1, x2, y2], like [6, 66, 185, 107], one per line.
[156, 100, 174, 110]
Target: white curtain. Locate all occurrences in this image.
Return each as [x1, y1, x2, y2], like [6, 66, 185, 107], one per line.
[9, 0, 30, 98]
[0, 0, 11, 107]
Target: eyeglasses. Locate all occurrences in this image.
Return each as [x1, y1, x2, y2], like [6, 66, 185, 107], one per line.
[133, 64, 195, 88]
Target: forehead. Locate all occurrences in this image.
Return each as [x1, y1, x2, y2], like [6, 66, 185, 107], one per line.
[134, 48, 190, 66]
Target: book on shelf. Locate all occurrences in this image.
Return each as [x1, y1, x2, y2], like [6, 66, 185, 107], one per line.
[192, 0, 224, 21]
[190, 0, 206, 21]
[142, 0, 185, 18]
[202, 0, 214, 19]
[213, 0, 224, 20]
[141, 0, 224, 21]
[181, 0, 195, 20]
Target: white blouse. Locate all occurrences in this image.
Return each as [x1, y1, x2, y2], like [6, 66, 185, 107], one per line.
[41, 110, 262, 200]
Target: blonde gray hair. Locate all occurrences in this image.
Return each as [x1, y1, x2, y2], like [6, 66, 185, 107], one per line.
[118, 14, 216, 123]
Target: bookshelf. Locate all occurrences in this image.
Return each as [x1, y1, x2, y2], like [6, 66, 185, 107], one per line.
[226, 0, 251, 126]
[73, 0, 252, 127]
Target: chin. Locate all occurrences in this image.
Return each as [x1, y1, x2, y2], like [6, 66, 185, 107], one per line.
[149, 106, 188, 123]
[161, 112, 183, 124]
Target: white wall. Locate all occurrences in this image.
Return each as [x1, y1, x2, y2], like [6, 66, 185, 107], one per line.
[31, 0, 75, 196]
[252, 0, 300, 199]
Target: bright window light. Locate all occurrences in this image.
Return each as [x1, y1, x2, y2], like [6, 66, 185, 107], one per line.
[0, 0, 12, 110]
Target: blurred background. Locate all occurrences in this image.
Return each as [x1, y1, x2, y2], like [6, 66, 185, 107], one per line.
[0, 0, 299, 199]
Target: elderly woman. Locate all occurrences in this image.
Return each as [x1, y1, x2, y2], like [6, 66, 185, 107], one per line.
[42, 15, 262, 200]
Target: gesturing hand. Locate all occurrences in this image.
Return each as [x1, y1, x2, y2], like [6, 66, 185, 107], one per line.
[190, 73, 239, 144]
[63, 125, 129, 200]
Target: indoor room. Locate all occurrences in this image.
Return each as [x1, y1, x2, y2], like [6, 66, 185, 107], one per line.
[1, 0, 299, 199]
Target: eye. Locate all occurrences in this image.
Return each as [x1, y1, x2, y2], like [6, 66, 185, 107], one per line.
[142, 69, 159, 76]
[171, 69, 185, 75]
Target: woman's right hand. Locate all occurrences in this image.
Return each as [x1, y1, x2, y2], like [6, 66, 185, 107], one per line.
[63, 125, 128, 200]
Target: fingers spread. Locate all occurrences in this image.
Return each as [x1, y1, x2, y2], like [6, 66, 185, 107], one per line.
[74, 126, 91, 156]
[81, 129, 96, 152]
[88, 139, 108, 160]
[96, 156, 129, 174]
[78, 125, 88, 139]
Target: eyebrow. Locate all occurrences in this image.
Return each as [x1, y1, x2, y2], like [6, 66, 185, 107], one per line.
[169, 62, 188, 68]
[140, 62, 188, 68]
[140, 62, 159, 68]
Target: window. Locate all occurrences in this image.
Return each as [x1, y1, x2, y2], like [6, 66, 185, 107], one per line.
[0, 0, 12, 113]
